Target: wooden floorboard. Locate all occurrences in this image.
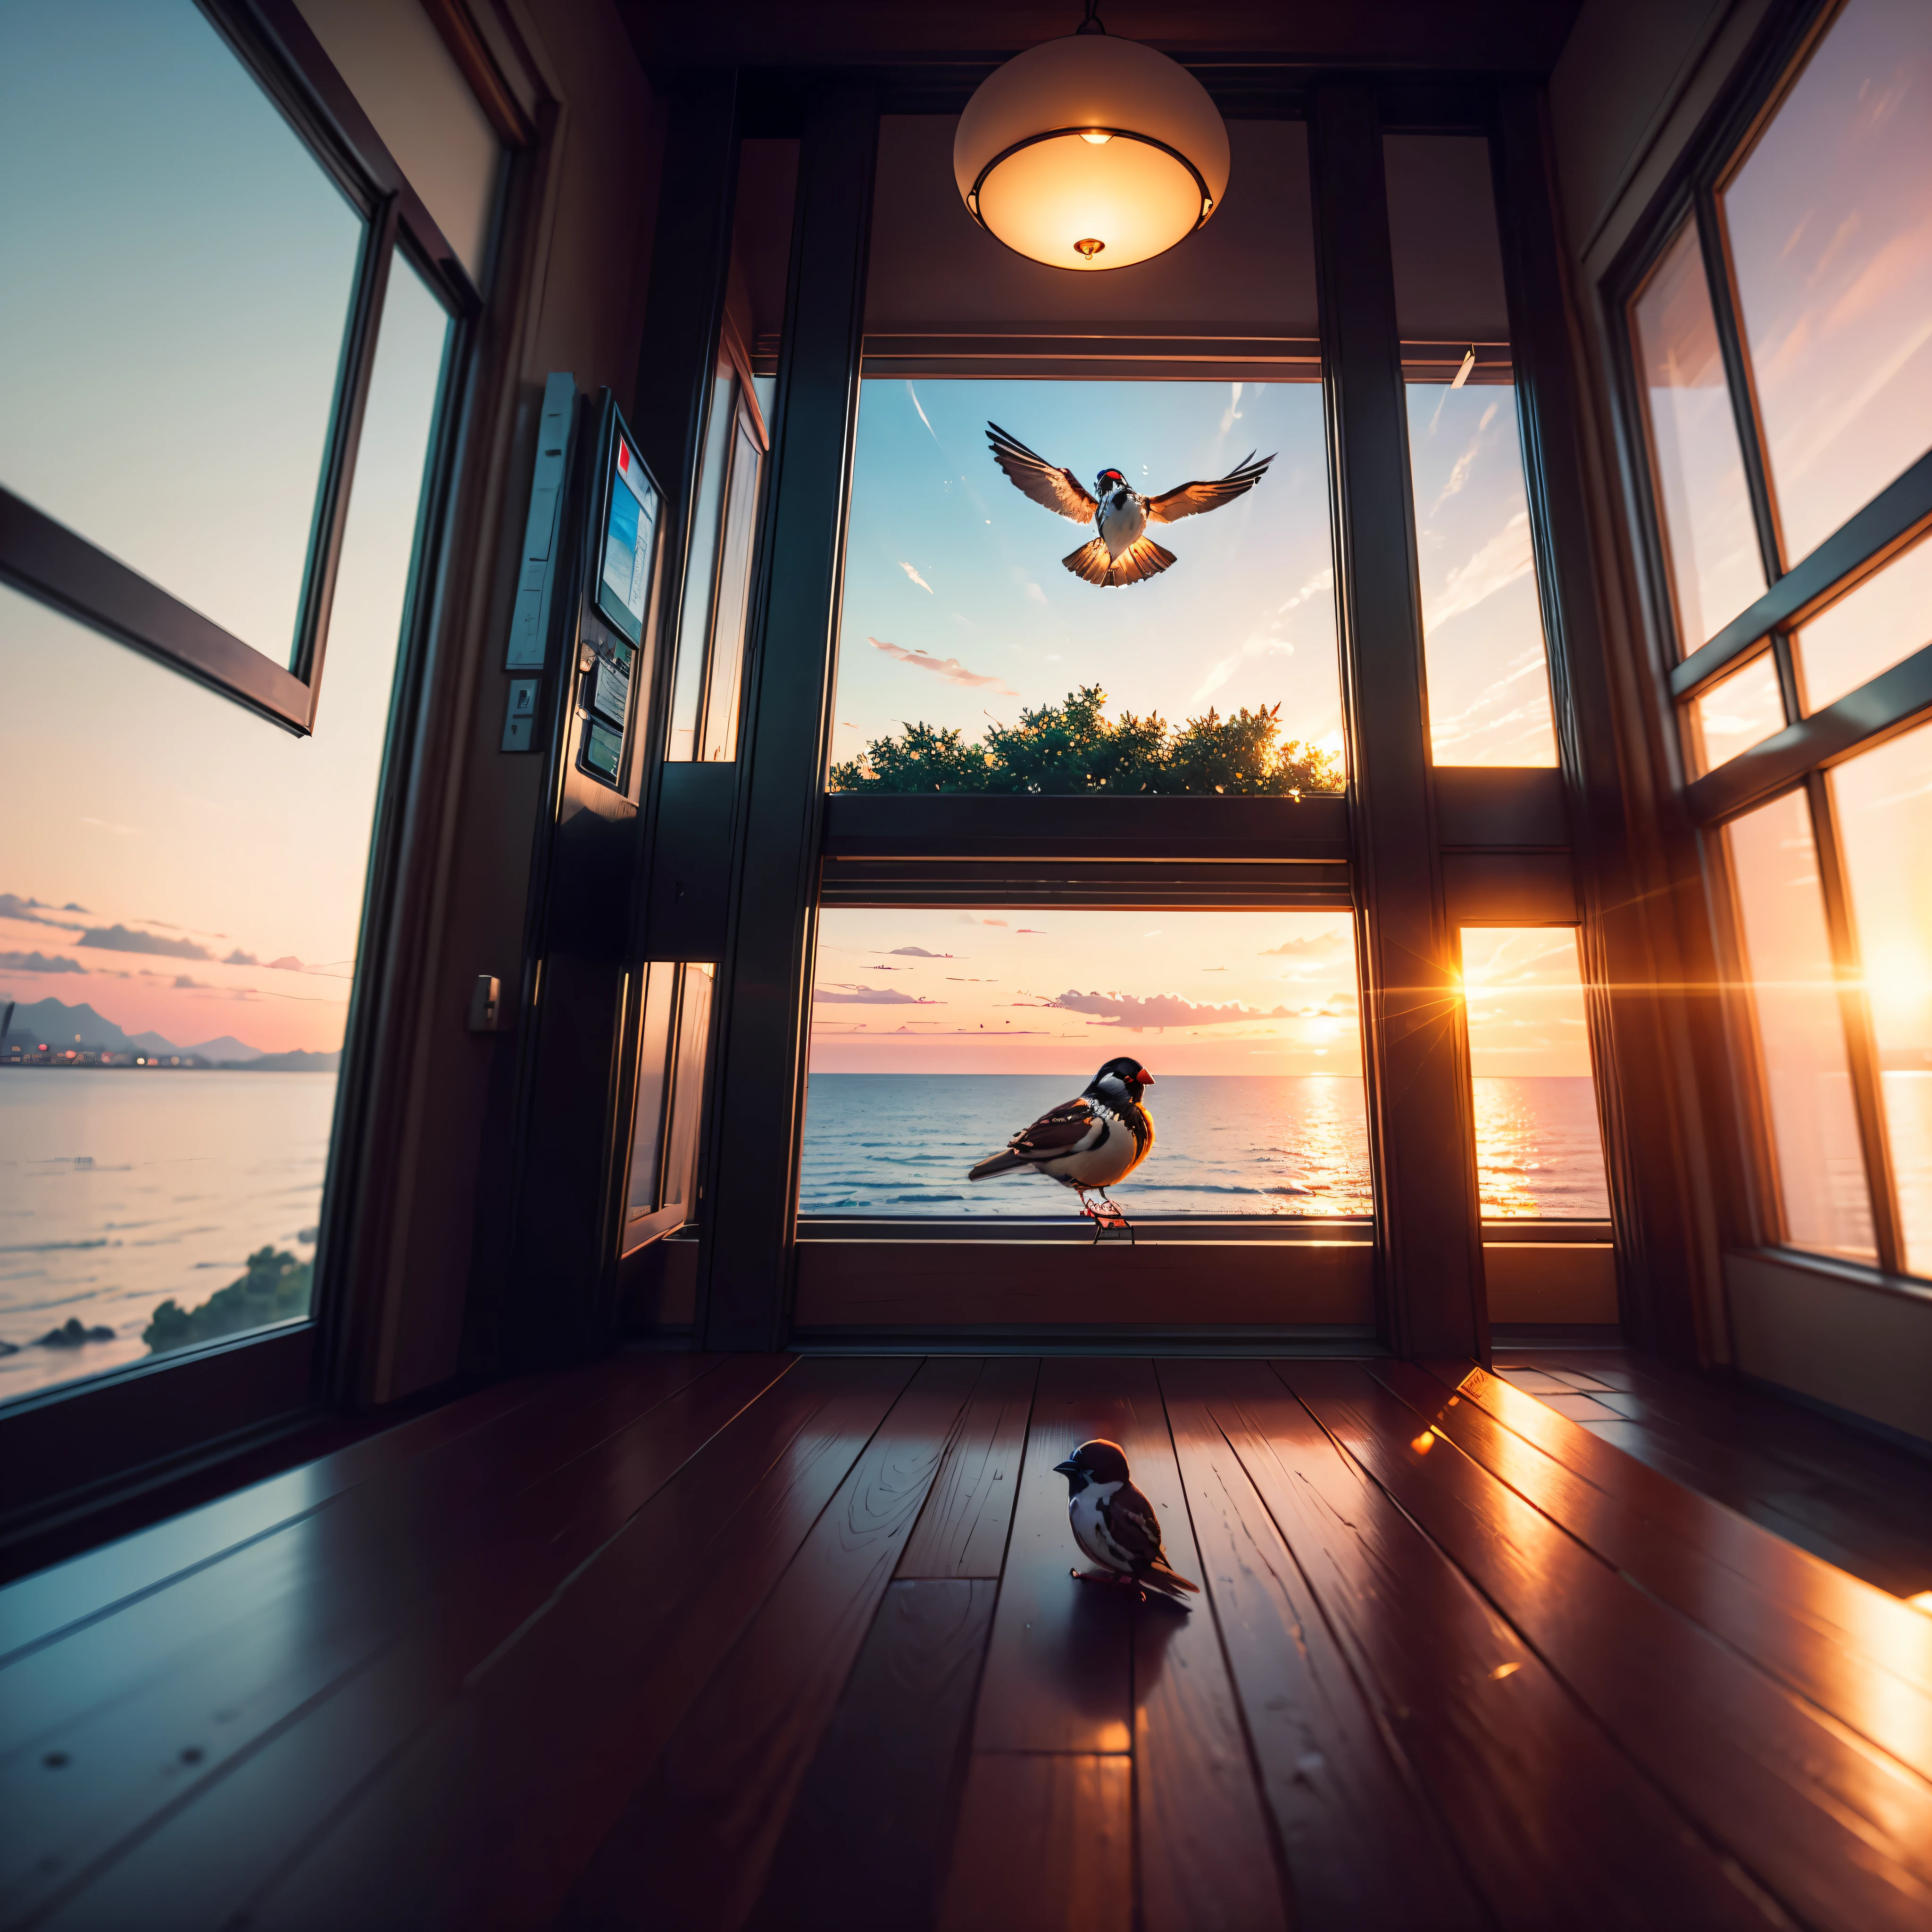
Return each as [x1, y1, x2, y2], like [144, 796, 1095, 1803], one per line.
[561, 1357, 983, 1931]
[1294, 1362, 1932, 1932]
[1158, 1358, 1486, 1932]
[14, 1345, 1932, 1931]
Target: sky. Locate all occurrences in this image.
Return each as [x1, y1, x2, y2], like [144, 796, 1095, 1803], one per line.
[0, 264, 449, 1058]
[809, 908, 1364, 1078]
[832, 378, 1343, 773]
[1458, 927, 1598, 1080]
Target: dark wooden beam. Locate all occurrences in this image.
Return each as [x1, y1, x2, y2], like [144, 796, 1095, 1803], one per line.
[696, 86, 878, 1349]
[1308, 83, 1486, 1360]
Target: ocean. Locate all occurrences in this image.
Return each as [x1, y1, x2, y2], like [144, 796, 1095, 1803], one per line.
[0, 1071, 336, 1401]
[800, 1072, 1612, 1221]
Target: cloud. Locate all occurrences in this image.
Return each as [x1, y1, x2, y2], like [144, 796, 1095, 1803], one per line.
[224, 949, 258, 966]
[1424, 511, 1534, 632]
[1260, 932, 1349, 959]
[1192, 565, 1331, 704]
[266, 956, 306, 972]
[906, 382, 938, 440]
[77, 925, 212, 960]
[1024, 582, 1048, 605]
[1051, 989, 1297, 1030]
[171, 974, 216, 990]
[1218, 380, 1245, 437]
[0, 950, 85, 974]
[867, 637, 1017, 695]
[898, 561, 935, 594]
[0, 894, 86, 931]
[887, 947, 954, 958]
[813, 985, 942, 1005]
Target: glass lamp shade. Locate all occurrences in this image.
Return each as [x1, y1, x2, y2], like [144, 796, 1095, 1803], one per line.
[953, 34, 1230, 272]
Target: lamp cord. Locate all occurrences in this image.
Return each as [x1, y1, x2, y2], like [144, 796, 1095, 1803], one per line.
[1076, 0, 1105, 33]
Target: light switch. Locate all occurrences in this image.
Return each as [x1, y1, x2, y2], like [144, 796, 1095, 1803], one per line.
[501, 677, 541, 751]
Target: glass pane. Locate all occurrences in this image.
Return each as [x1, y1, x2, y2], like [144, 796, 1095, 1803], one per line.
[0, 1, 366, 663]
[697, 406, 764, 762]
[1721, 0, 1932, 564]
[622, 962, 678, 1240]
[1458, 927, 1611, 1218]
[1406, 384, 1559, 766]
[829, 380, 1342, 793]
[1830, 723, 1932, 1277]
[659, 963, 715, 1222]
[1725, 789, 1876, 1261]
[0, 264, 450, 1401]
[1796, 533, 1932, 714]
[1631, 221, 1768, 650]
[801, 908, 1369, 1217]
[667, 371, 734, 761]
[1686, 650, 1785, 775]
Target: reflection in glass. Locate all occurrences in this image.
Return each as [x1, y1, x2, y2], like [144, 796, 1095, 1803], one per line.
[0, 2, 366, 662]
[1725, 790, 1875, 1261]
[1458, 928, 1610, 1217]
[1687, 651, 1784, 776]
[658, 964, 715, 1222]
[622, 964, 678, 1244]
[1406, 385, 1558, 766]
[801, 908, 1374, 1217]
[1722, 0, 1932, 565]
[0, 265, 451, 1402]
[1631, 221, 1768, 650]
[828, 381, 1342, 794]
[697, 401, 766, 761]
[667, 374, 734, 760]
[1796, 534, 1932, 715]
[1830, 724, 1932, 1277]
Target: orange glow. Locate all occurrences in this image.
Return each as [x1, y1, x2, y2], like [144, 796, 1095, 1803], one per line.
[1410, 1431, 1435, 1454]
[1489, 1661, 1521, 1682]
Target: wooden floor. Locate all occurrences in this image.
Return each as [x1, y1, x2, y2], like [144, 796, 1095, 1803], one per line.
[7, 1351, 1932, 1931]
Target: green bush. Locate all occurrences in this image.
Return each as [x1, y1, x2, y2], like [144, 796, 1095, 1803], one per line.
[144, 1246, 313, 1354]
[829, 685, 1343, 796]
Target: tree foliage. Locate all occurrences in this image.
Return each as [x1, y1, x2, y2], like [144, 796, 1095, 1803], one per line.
[144, 1245, 313, 1354]
[829, 686, 1343, 796]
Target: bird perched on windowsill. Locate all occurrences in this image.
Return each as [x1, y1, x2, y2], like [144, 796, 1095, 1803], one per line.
[986, 422, 1273, 587]
[1054, 1439, 1199, 1604]
[966, 1056, 1154, 1230]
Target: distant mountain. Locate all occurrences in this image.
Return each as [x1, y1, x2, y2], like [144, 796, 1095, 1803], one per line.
[0, 997, 275, 1062]
[178, 1035, 262, 1064]
[240, 1049, 340, 1073]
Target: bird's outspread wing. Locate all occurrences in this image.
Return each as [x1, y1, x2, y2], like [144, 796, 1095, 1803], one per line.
[1146, 451, 1274, 525]
[987, 424, 1098, 525]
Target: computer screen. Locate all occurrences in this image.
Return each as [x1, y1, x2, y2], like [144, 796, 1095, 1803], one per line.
[596, 430, 657, 647]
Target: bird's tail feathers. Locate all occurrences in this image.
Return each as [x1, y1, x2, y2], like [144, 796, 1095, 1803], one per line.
[1062, 535, 1176, 587]
[1143, 1560, 1200, 1597]
[968, 1150, 1029, 1181]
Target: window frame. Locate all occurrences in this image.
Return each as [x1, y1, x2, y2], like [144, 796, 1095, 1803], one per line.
[0, 0, 486, 737]
[1608, 0, 1932, 1282]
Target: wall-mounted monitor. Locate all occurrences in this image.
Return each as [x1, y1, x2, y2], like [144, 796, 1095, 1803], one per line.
[597, 429, 658, 648]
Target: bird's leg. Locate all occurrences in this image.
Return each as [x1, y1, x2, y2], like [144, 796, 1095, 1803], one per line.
[1069, 1567, 1138, 1592]
[1088, 1191, 1133, 1241]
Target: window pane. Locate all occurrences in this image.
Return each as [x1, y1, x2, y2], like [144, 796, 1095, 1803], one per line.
[622, 962, 678, 1240]
[830, 381, 1341, 793]
[0, 1, 366, 663]
[1458, 928, 1611, 1218]
[658, 963, 715, 1223]
[1407, 384, 1558, 766]
[0, 264, 450, 1401]
[1631, 221, 1768, 650]
[666, 373, 734, 761]
[801, 908, 1369, 1217]
[697, 405, 765, 762]
[1830, 723, 1932, 1277]
[1721, 0, 1932, 564]
[1724, 789, 1875, 1261]
[1686, 650, 1785, 775]
[1796, 533, 1932, 714]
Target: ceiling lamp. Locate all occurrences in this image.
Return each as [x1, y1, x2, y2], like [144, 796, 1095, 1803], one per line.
[953, 5, 1229, 273]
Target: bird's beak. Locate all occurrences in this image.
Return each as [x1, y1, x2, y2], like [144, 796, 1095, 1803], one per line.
[1137, 1069, 1155, 1084]
[1053, 1458, 1078, 1476]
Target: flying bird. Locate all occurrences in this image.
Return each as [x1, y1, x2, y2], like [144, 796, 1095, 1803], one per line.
[1054, 1439, 1199, 1602]
[986, 423, 1273, 588]
[966, 1056, 1154, 1231]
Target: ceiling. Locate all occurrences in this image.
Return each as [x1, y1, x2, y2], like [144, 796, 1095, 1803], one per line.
[622, 0, 1590, 80]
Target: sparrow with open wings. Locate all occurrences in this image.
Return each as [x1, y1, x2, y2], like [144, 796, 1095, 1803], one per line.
[966, 1055, 1153, 1232]
[1055, 1439, 1199, 1603]
[986, 422, 1273, 587]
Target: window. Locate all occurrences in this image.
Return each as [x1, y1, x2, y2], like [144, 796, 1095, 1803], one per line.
[621, 961, 715, 1247]
[1624, 0, 1932, 1281]
[1386, 133, 1558, 766]
[829, 379, 1341, 794]
[0, 5, 486, 1399]
[802, 908, 1367, 1220]
[1458, 928, 1611, 1219]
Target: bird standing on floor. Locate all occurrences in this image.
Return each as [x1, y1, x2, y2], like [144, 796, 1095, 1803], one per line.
[986, 422, 1274, 587]
[966, 1056, 1154, 1228]
[1054, 1439, 1199, 1602]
